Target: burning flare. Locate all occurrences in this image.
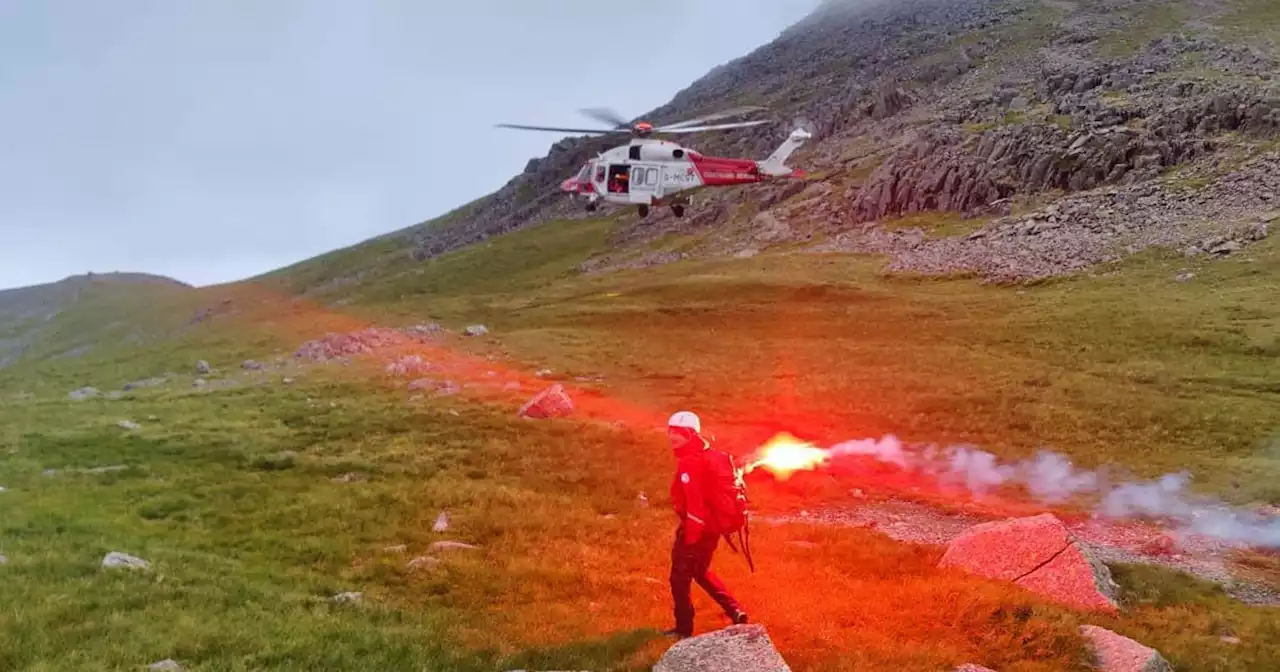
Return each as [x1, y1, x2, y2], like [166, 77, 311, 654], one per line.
[746, 433, 829, 480]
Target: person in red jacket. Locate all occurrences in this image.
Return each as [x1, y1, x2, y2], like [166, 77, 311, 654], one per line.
[663, 410, 748, 639]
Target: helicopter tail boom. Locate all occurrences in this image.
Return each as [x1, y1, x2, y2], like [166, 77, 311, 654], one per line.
[757, 126, 813, 178]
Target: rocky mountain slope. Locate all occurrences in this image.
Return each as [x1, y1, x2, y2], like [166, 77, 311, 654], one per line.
[358, 0, 1278, 285]
[5, 0, 1279, 341]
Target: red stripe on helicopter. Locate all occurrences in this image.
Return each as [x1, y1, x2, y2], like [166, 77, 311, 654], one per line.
[688, 154, 762, 186]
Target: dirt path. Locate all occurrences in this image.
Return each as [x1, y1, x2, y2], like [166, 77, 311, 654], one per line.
[762, 497, 1280, 607]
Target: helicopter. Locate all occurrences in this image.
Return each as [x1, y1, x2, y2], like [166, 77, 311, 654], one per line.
[496, 106, 812, 219]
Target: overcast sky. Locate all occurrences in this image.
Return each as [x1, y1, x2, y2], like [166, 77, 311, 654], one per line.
[0, 1, 821, 290]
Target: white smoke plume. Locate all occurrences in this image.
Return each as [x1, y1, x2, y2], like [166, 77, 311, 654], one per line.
[819, 435, 1280, 548]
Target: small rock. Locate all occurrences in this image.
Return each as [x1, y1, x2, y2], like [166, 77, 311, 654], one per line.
[433, 511, 450, 533]
[383, 544, 408, 554]
[331, 591, 362, 603]
[954, 666, 997, 672]
[0, 554, 8, 565]
[103, 551, 151, 570]
[464, 325, 489, 337]
[408, 556, 441, 571]
[1080, 625, 1173, 672]
[1174, 271, 1195, 283]
[735, 248, 760, 259]
[535, 369, 553, 378]
[1221, 635, 1241, 645]
[69, 387, 100, 401]
[637, 492, 649, 508]
[517, 384, 575, 419]
[1140, 535, 1178, 556]
[196, 360, 212, 374]
[1210, 240, 1242, 255]
[436, 381, 460, 396]
[193, 378, 207, 388]
[428, 540, 479, 552]
[148, 660, 184, 671]
[408, 378, 434, 392]
[282, 377, 295, 384]
[118, 420, 141, 431]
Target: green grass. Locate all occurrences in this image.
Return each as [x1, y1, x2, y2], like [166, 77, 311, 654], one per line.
[2, 359, 1275, 671]
[881, 211, 992, 238]
[3, 212, 1280, 670]
[1097, 2, 1191, 58]
[1216, 0, 1280, 41]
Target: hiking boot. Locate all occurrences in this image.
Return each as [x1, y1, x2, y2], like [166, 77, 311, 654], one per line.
[661, 627, 690, 640]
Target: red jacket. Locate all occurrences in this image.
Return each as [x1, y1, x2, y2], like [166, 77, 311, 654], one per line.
[671, 440, 714, 545]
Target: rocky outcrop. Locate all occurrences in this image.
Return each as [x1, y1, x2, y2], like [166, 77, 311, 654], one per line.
[295, 328, 407, 361]
[1080, 625, 1173, 672]
[807, 147, 1280, 283]
[294, 325, 453, 361]
[938, 513, 1120, 612]
[654, 624, 792, 672]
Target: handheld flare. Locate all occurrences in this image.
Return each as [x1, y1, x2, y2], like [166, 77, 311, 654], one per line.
[745, 433, 829, 480]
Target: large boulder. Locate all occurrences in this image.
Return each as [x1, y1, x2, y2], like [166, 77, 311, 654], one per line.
[1080, 625, 1173, 672]
[938, 513, 1120, 612]
[654, 624, 791, 672]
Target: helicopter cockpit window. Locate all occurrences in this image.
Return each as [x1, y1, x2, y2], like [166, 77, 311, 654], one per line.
[594, 166, 606, 183]
[576, 164, 591, 182]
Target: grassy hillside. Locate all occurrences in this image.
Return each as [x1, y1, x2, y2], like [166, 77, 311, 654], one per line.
[4, 0, 1280, 669]
[2, 211, 1278, 671]
[0, 274, 193, 372]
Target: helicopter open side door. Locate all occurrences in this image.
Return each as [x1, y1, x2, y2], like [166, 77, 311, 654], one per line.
[628, 163, 662, 204]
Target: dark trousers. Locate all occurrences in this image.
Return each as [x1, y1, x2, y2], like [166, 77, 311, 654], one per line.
[670, 528, 743, 636]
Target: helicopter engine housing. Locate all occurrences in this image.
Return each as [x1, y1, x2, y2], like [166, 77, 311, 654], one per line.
[632, 141, 689, 162]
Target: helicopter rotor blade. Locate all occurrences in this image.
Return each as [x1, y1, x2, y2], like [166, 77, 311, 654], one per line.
[657, 120, 774, 134]
[494, 123, 619, 135]
[578, 107, 633, 129]
[657, 105, 770, 130]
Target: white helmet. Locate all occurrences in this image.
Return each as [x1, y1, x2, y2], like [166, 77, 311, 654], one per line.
[667, 411, 701, 433]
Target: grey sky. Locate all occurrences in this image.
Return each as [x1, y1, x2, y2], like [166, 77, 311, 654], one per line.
[0, 1, 820, 290]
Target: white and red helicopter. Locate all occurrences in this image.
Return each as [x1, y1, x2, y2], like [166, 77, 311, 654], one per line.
[496, 106, 812, 218]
